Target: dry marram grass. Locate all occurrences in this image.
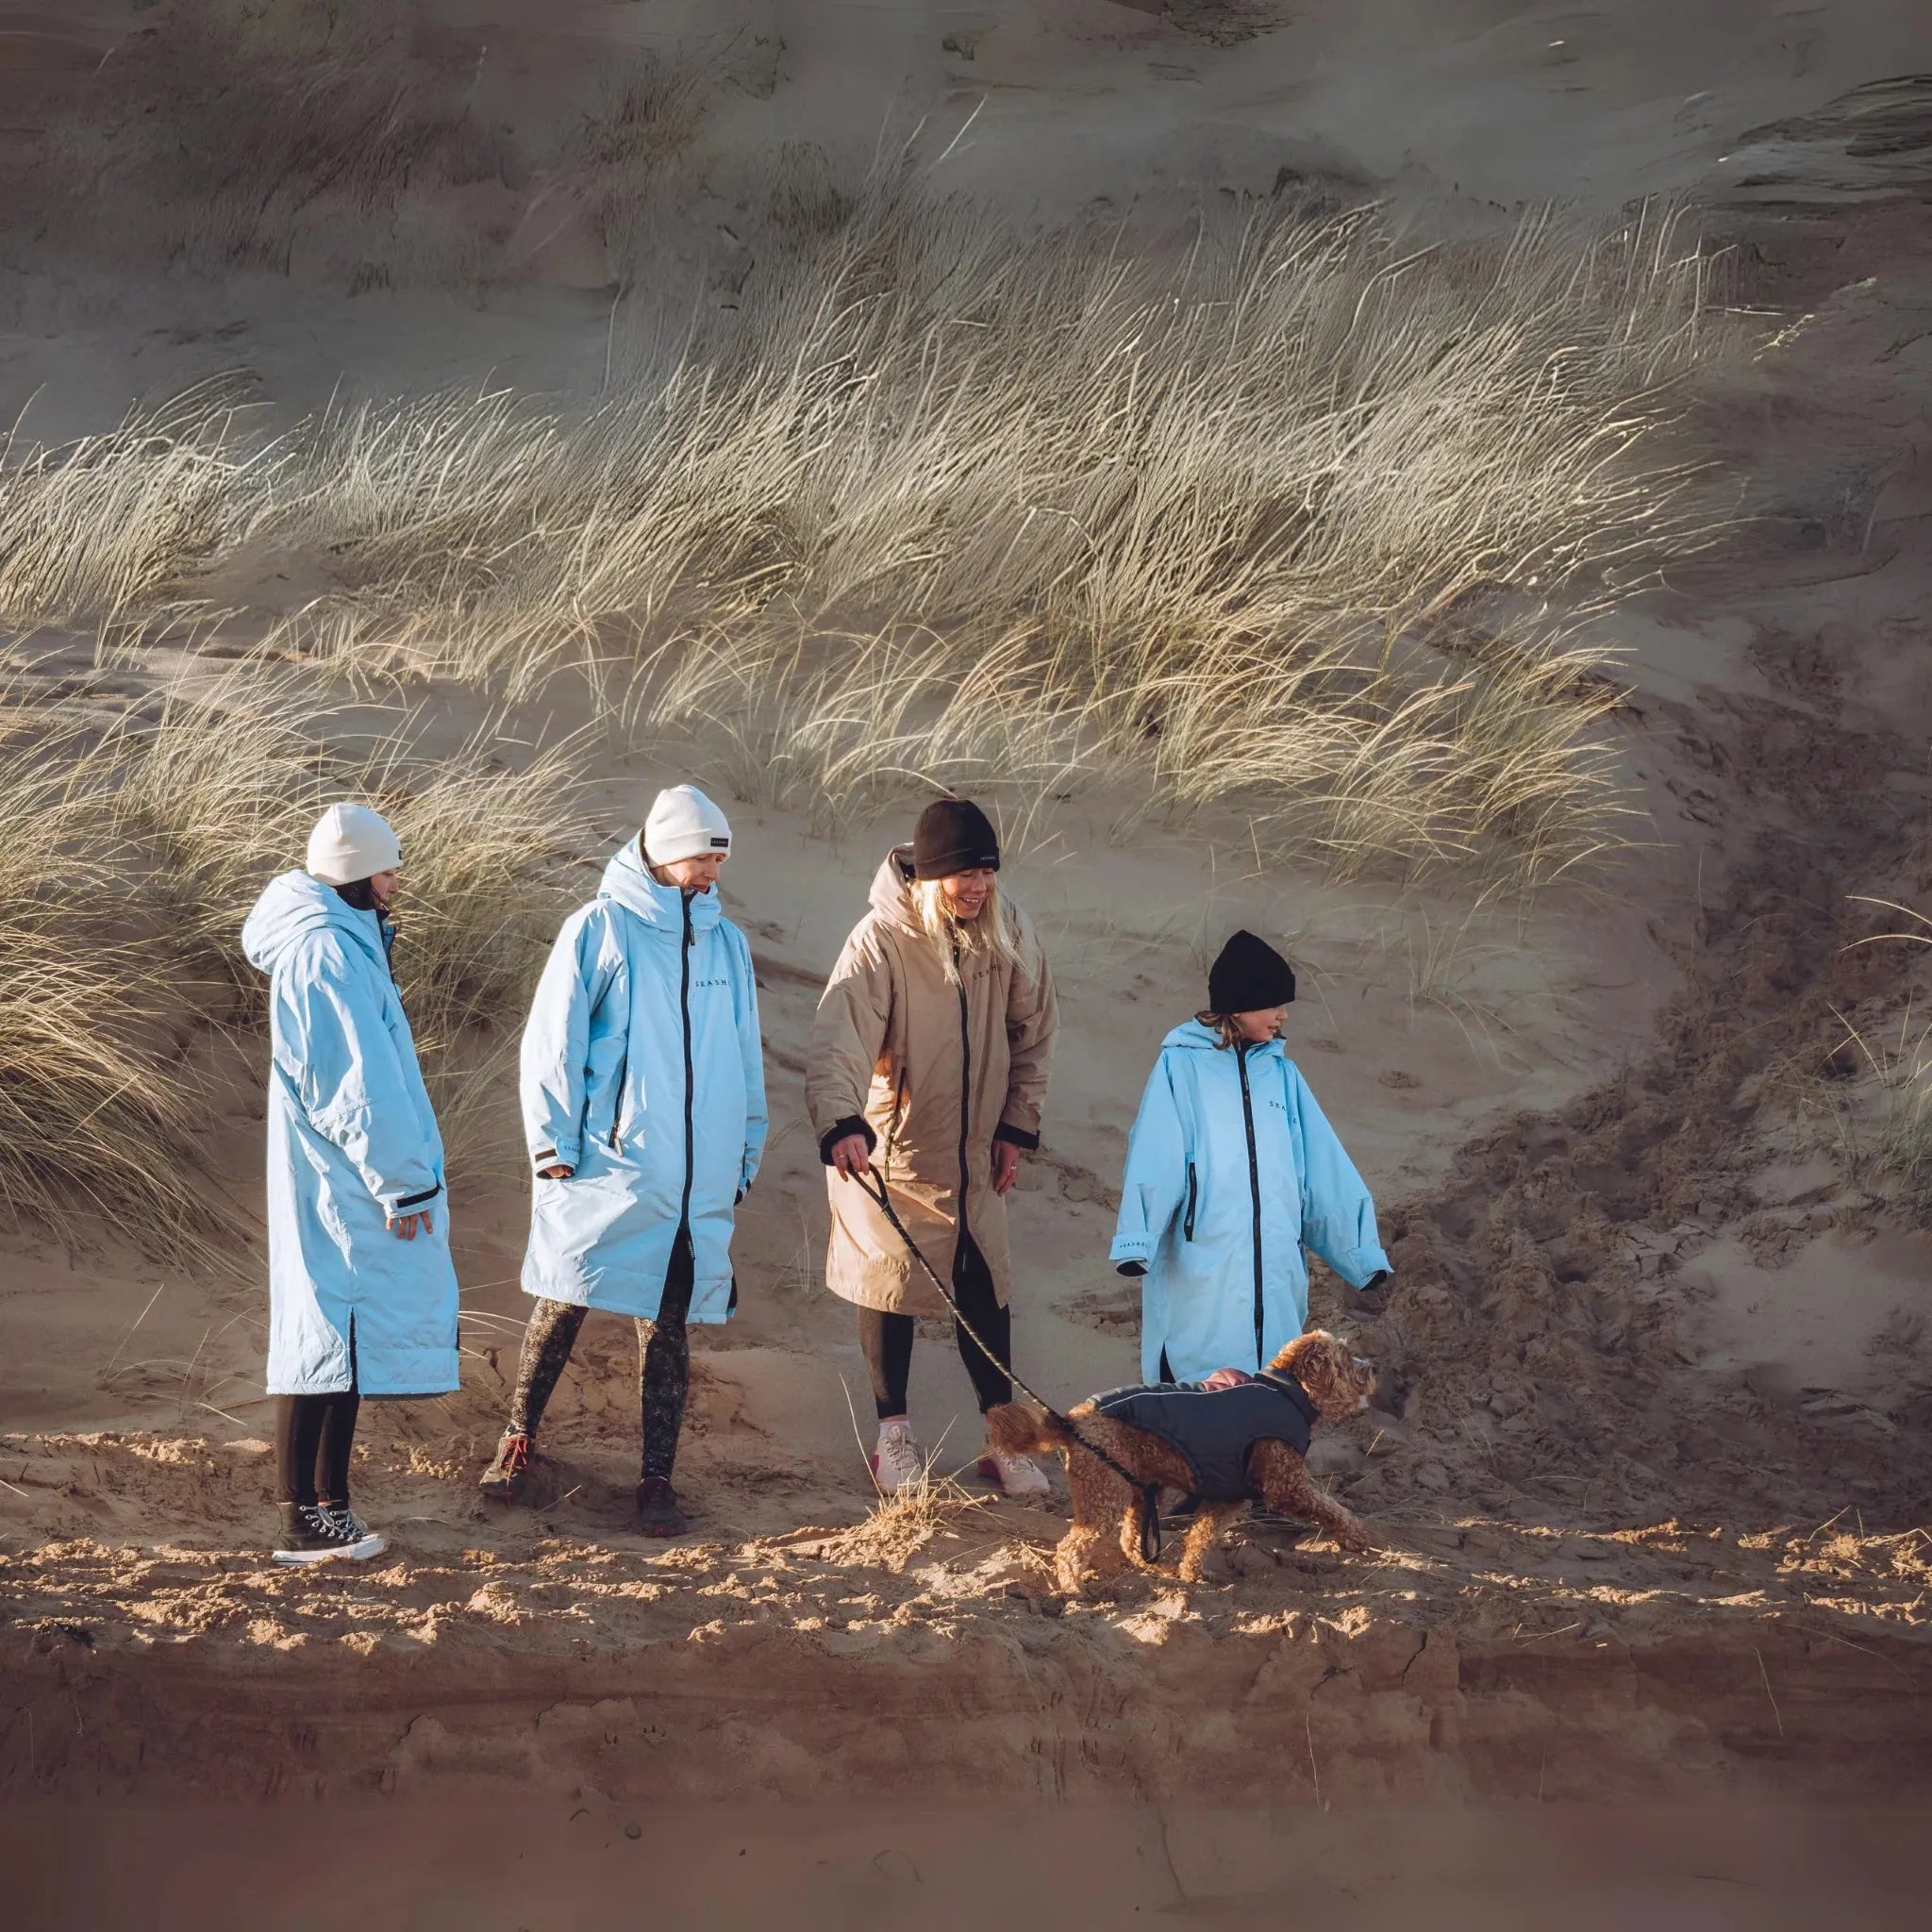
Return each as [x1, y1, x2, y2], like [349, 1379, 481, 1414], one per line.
[1, 176, 1740, 891]
[813, 1468, 998, 1574]
[0, 686, 215, 1254]
[0, 672, 583, 1253]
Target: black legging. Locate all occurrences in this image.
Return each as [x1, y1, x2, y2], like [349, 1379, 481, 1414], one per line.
[506, 1231, 695, 1480]
[274, 1386, 360, 1507]
[859, 1233, 1011, 1419]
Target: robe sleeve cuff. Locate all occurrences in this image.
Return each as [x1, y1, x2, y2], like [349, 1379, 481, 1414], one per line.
[818, 1116, 877, 1165]
[1341, 1245, 1393, 1289]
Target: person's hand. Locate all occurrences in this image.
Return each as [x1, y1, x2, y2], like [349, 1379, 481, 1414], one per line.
[387, 1208, 433, 1241]
[991, 1140, 1023, 1196]
[829, 1134, 872, 1180]
[537, 1164, 575, 1180]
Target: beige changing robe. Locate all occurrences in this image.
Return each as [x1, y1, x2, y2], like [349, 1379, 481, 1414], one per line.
[806, 848, 1058, 1316]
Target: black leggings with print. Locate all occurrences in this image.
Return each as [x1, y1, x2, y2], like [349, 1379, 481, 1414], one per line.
[507, 1231, 695, 1481]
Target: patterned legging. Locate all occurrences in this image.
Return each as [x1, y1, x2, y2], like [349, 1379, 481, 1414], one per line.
[507, 1233, 694, 1481]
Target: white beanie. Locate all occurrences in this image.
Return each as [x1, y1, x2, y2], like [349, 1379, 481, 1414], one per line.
[642, 785, 732, 867]
[306, 802, 403, 885]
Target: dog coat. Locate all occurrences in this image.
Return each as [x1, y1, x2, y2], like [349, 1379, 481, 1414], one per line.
[1088, 1369, 1318, 1502]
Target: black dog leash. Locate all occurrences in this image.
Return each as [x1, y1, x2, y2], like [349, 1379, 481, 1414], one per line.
[853, 1167, 1164, 1563]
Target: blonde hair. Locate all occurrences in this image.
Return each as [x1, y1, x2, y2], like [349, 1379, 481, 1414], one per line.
[1195, 1010, 1247, 1051]
[916, 877, 1021, 985]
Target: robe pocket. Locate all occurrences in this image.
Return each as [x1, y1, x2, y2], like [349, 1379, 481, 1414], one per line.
[529, 1169, 635, 1265]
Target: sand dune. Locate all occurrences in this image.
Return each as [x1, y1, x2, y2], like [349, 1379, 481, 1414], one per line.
[1, 0, 1928, 1862]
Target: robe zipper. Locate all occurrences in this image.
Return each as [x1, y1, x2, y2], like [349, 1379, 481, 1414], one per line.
[594, 949, 625, 1150]
[608, 1052, 627, 1149]
[678, 893, 695, 1231]
[955, 945, 971, 1255]
[1237, 1041, 1264, 1369]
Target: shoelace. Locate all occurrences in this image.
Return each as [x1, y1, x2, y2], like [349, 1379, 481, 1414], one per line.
[499, 1436, 532, 1475]
[320, 1504, 370, 1541]
[297, 1504, 352, 1543]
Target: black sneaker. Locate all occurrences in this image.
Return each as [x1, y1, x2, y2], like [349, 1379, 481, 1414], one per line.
[272, 1502, 385, 1567]
[317, 1502, 388, 1560]
[635, 1476, 690, 1537]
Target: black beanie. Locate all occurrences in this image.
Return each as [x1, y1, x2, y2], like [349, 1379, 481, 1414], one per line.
[912, 798, 1001, 880]
[1208, 930, 1296, 1014]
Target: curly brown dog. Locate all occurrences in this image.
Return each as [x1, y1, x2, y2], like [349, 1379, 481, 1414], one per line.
[985, 1330, 1376, 1590]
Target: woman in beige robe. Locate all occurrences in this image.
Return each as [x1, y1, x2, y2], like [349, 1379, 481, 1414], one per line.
[807, 799, 1058, 1494]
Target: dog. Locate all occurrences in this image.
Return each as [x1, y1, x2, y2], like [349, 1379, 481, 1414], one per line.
[985, 1330, 1376, 1590]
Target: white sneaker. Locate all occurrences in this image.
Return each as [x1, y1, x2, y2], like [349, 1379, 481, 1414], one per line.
[871, 1421, 926, 1495]
[978, 1447, 1051, 1497]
